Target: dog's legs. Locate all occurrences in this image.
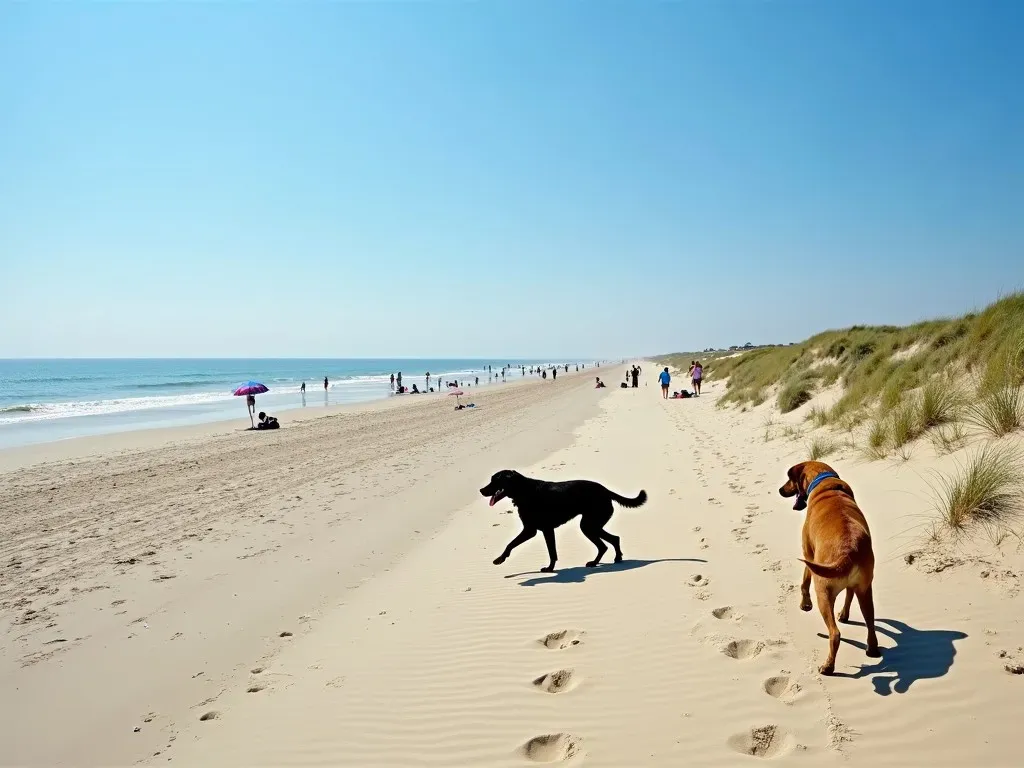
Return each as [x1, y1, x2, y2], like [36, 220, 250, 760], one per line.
[541, 529, 558, 573]
[799, 566, 813, 612]
[493, 527, 536, 566]
[598, 529, 623, 563]
[580, 522, 608, 568]
[815, 580, 840, 675]
[837, 587, 855, 623]
[856, 586, 881, 658]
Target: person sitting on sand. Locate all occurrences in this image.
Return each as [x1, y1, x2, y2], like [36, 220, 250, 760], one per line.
[595, 377, 606, 388]
[256, 411, 280, 429]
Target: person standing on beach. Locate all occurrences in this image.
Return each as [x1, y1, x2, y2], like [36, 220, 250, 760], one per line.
[390, 373, 395, 391]
[397, 371, 402, 391]
[426, 371, 431, 391]
[692, 361, 703, 396]
[324, 376, 329, 391]
[300, 381, 305, 394]
[631, 366, 639, 388]
[659, 367, 671, 399]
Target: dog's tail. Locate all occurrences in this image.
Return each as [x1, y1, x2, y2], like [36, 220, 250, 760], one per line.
[799, 556, 852, 579]
[610, 489, 647, 508]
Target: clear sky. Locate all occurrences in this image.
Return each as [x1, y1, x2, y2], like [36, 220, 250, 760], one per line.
[1, 1, 1022, 359]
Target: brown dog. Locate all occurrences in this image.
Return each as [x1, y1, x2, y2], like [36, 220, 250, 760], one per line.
[779, 461, 880, 674]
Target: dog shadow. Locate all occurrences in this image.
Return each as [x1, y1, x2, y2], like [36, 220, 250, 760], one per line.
[508, 557, 707, 587]
[822, 617, 967, 695]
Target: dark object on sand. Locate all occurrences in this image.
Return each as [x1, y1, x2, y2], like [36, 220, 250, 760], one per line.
[256, 412, 280, 430]
[480, 470, 647, 572]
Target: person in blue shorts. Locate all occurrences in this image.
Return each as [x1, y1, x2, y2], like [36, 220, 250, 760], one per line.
[658, 367, 671, 399]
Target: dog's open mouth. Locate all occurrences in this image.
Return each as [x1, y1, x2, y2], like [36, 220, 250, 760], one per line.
[489, 489, 507, 507]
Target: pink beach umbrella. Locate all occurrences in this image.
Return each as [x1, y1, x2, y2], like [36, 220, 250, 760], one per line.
[233, 380, 269, 428]
[447, 389, 465, 406]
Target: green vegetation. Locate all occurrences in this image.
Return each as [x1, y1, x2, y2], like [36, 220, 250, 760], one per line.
[807, 435, 840, 461]
[917, 378, 960, 430]
[657, 294, 1024, 545]
[777, 376, 814, 413]
[930, 422, 968, 455]
[966, 385, 1024, 438]
[929, 444, 1024, 533]
[658, 294, 1024, 463]
[658, 294, 1024, 420]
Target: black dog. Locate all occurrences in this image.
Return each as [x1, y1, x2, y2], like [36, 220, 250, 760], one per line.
[480, 470, 647, 572]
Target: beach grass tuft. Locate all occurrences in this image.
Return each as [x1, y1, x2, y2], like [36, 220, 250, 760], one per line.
[966, 385, 1024, 438]
[929, 444, 1024, 532]
[807, 435, 840, 461]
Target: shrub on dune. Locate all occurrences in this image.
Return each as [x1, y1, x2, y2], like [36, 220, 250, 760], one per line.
[778, 378, 814, 413]
[966, 385, 1024, 438]
[917, 378, 960, 431]
[929, 444, 1024, 533]
[807, 435, 840, 461]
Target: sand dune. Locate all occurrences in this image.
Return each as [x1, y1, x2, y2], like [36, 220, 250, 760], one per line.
[2, 363, 1022, 765]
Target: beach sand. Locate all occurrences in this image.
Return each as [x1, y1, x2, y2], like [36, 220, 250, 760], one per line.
[2, 364, 1022, 766]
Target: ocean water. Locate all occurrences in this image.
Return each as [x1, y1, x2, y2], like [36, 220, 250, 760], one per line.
[0, 358, 567, 449]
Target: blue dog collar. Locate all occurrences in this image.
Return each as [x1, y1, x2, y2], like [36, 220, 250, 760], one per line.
[805, 471, 840, 499]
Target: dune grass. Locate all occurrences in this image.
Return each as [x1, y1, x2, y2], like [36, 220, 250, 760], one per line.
[807, 435, 840, 461]
[966, 385, 1024, 438]
[929, 444, 1024, 533]
[917, 378, 961, 430]
[931, 421, 968, 455]
[777, 375, 815, 413]
[805, 405, 830, 428]
[658, 293, 1024, 421]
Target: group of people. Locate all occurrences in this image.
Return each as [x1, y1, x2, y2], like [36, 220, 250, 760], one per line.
[627, 365, 641, 388]
[297, 376, 329, 395]
[657, 360, 703, 399]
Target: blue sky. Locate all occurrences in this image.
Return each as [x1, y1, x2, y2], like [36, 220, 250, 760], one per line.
[1, 1, 1021, 359]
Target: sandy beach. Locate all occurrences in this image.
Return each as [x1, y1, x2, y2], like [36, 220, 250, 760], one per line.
[2, 363, 1022, 766]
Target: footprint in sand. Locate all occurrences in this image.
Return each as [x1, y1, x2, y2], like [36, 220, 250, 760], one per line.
[532, 668, 579, 694]
[722, 639, 765, 660]
[199, 711, 220, 722]
[539, 630, 584, 650]
[727, 725, 795, 758]
[246, 684, 265, 693]
[711, 606, 734, 620]
[688, 574, 710, 588]
[763, 675, 802, 704]
[521, 733, 584, 763]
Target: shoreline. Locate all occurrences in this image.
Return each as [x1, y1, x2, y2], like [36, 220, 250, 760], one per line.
[0, 366, 592, 473]
[0, 358, 590, 452]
